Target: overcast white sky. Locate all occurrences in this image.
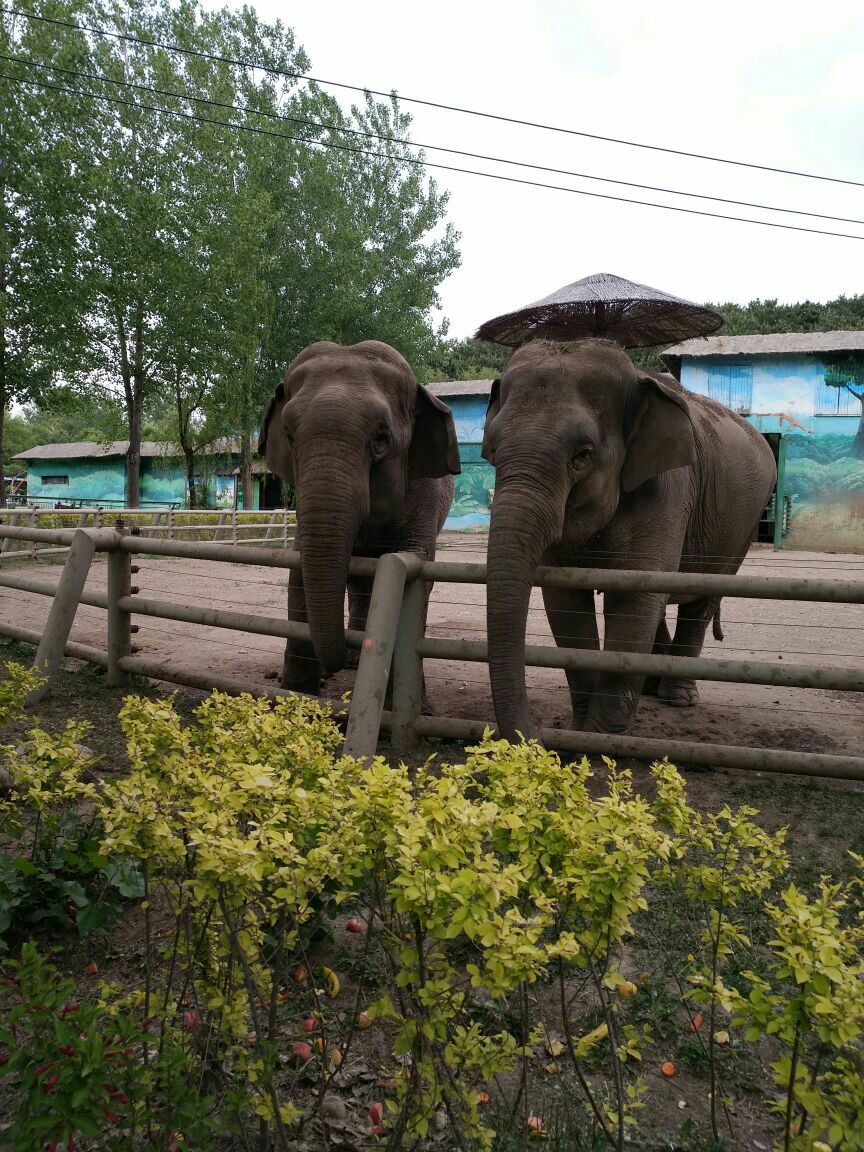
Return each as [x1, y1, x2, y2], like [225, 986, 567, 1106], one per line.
[240, 0, 864, 338]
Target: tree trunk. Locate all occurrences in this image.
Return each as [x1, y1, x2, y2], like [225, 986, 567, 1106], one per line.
[0, 194, 7, 509]
[852, 412, 864, 459]
[185, 448, 197, 509]
[126, 306, 146, 509]
[240, 362, 254, 509]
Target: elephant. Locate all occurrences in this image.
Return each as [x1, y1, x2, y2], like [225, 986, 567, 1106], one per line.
[481, 338, 777, 740]
[259, 340, 460, 694]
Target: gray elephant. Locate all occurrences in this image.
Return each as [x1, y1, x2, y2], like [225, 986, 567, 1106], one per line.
[259, 340, 460, 692]
[481, 338, 777, 740]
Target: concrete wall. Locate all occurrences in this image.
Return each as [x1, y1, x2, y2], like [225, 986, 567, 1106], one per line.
[680, 354, 864, 552]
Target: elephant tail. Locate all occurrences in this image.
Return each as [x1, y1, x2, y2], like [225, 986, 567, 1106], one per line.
[712, 603, 724, 643]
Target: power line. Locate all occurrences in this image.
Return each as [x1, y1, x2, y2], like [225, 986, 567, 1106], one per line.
[5, 5, 864, 191]
[4, 50, 864, 230]
[3, 70, 864, 244]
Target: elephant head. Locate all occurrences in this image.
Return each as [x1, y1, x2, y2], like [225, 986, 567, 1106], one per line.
[259, 340, 459, 675]
[482, 338, 696, 740]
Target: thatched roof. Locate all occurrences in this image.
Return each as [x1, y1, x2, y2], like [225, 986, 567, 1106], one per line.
[474, 272, 723, 349]
[426, 379, 495, 398]
[661, 330, 864, 365]
[15, 438, 244, 462]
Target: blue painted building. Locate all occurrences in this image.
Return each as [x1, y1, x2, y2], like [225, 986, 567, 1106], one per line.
[13, 440, 277, 509]
[662, 331, 864, 552]
[428, 380, 495, 530]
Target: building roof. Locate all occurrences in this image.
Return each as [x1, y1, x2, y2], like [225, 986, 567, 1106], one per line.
[14, 438, 244, 462]
[662, 330, 864, 362]
[426, 379, 495, 398]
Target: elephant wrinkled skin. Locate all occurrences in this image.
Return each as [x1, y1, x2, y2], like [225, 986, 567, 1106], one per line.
[482, 338, 777, 740]
[259, 340, 459, 692]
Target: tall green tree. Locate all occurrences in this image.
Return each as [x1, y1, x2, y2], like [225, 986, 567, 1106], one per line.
[0, 2, 94, 502]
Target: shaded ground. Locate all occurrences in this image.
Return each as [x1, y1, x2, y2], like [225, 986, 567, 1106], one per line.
[1, 536, 863, 767]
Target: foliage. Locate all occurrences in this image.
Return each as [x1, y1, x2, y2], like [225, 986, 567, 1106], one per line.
[731, 871, 864, 1151]
[3, 0, 460, 506]
[0, 664, 139, 948]
[421, 337, 510, 383]
[0, 942, 214, 1151]
[1, 683, 862, 1150]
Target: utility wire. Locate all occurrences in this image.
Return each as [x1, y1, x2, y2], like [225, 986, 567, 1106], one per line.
[3, 50, 863, 229]
[5, 5, 864, 191]
[3, 70, 864, 243]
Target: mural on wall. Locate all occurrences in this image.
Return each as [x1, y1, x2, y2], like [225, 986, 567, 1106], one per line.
[25, 459, 127, 505]
[448, 445, 495, 530]
[682, 354, 864, 552]
[441, 393, 495, 530]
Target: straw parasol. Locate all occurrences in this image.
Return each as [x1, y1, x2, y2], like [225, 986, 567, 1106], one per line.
[474, 272, 724, 349]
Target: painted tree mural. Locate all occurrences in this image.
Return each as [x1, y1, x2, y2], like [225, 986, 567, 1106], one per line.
[823, 355, 864, 458]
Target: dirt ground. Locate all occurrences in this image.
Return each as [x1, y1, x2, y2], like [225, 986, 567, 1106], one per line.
[1, 534, 863, 763]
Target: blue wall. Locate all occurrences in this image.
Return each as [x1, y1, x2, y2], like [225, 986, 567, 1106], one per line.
[445, 395, 495, 531]
[24, 455, 256, 509]
[680, 354, 864, 552]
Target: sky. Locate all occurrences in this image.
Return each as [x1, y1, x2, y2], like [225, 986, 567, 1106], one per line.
[235, 0, 864, 339]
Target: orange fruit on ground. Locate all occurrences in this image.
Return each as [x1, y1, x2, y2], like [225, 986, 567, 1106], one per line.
[660, 1061, 676, 1078]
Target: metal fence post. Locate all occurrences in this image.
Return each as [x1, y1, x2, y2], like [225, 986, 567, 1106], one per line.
[107, 529, 132, 687]
[390, 574, 426, 754]
[29, 529, 98, 702]
[343, 552, 421, 760]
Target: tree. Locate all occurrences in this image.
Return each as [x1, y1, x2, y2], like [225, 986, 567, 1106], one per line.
[0, 2, 94, 503]
[822, 354, 864, 457]
[421, 337, 509, 382]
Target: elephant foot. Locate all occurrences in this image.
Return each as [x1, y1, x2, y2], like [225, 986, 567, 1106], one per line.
[280, 669, 322, 696]
[344, 647, 361, 670]
[658, 678, 699, 707]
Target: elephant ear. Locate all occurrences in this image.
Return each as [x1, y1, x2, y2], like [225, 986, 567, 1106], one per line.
[480, 379, 502, 464]
[408, 384, 461, 478]
[620, 372, 696, 493]
[258, 382, 295, 485]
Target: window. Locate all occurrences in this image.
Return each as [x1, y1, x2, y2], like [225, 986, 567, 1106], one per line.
[706, 363, 753, 412]
[40, 475, 69, 485]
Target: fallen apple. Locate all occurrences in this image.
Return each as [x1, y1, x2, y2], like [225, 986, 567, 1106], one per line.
[346, 918, 364, 933]
[290, 1041, 312, 1065]
[292, 966, 309, 984]
[356, 1011, 372, 1030]
[368, 1102, 383, 1125]
[300, 1017, 316, 1033]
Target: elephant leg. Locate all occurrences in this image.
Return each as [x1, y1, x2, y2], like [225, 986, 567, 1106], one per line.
[658, 597, 720, 707]
[345, 575, 373, 670]
[542, 586, 599, 728]
[643, 613, 673, 696]
[586, 592, 667, 734]
[280, 566, 321, 694]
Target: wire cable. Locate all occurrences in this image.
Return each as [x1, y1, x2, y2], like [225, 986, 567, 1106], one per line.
[6, 6, 864, 191]
[3, 69, 863, 243]
[4, 51, 864, 230]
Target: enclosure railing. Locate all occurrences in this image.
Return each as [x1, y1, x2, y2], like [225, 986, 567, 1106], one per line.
[0, 524, 862, 780]
[0, 507, 295, 556]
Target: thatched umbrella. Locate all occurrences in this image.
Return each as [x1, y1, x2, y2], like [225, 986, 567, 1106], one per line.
[474, 272, 723, 349]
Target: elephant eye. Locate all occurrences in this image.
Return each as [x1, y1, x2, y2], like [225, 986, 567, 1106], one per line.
[372, 429, 391, 456]
[571, 445, 594, 468]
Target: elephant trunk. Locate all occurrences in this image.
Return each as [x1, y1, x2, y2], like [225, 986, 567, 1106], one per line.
[296, 455, 367, 674]
[486, 476, 563, 742]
